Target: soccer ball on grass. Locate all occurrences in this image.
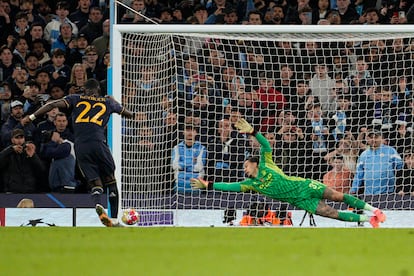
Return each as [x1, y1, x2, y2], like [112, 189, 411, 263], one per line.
[121, 208, 139, 225]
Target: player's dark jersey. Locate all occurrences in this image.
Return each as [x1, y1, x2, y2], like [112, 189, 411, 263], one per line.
[63, 94, 124, 143]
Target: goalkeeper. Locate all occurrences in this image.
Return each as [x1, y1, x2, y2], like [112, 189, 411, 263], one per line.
[191, 118, 386, 228]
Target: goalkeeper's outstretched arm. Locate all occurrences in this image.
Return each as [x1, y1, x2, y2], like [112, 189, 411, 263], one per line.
[190, 177, 255, 192]
[234, 118, 272, 153]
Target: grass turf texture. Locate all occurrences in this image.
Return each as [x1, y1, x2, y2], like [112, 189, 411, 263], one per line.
[1, 228, 413, 276]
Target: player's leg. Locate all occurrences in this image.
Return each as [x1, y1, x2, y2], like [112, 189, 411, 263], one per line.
[102, 174, 118, 218]
[315, 200, 369, 223]
[322, 187, 386, 223]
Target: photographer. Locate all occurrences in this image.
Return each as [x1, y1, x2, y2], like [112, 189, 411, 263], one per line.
[0, 128, 45, 193]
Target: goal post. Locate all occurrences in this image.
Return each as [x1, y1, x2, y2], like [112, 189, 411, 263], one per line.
[111, 23, 414, 227]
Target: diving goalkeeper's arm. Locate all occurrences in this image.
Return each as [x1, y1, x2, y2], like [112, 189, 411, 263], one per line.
[190, 118, 270, 193]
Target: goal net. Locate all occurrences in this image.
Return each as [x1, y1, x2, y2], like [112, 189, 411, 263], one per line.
[111, 25, 414, 227]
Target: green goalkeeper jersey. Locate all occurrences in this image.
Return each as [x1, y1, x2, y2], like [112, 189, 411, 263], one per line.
[213, 133, 314, 206]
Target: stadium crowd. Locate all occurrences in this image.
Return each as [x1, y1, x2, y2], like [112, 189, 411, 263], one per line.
[0, 0, 413, 198]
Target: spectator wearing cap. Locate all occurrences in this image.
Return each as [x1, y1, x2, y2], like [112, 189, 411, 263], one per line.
[35, 68, 52, 94]
[351, 129, 403, 195]
[25, 53, 40, 80]
[79, 7, 104, 42]
[91, 19, 109, 60]
[66, 32, 89, 67]
[30, 39, 51, 66]
[44, 1, 78, 46]
[0, 100, 36, 148]
[42, 48, 71, 88]
[49, 84, 65, 100]
[51, 21, 76, 53]
[83, 45, 105, 81]
[0, 128, 46, 193]
[68, 0, 92, 30]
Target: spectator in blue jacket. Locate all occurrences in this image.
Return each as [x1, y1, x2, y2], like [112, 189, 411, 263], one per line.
[171, 124, 206, 193]
[351, 129, 403, 195]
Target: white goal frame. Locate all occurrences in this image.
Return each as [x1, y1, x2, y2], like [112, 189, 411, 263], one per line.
[110, 9, 414, 226]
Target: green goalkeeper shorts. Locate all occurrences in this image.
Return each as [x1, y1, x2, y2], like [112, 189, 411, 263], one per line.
[291, 180, 327, 214]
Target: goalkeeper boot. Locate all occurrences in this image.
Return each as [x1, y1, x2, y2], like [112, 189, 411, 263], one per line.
[373, 209, 386, 223]
[369, 216, 380, 228]
[96, 204, 113, 227]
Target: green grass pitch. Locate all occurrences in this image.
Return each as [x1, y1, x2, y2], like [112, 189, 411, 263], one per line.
[1, 227, 413, 276]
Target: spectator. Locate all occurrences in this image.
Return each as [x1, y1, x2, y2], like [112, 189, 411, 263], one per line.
[40, 122, 78, 192]
[171, 124, 206, 193]
[79, 7, 103, 42]
[351, 129, 403, 195]
[83, 45, 105, 81]
[0, 81, 12, 125]
[309, 61, 337, 115]
[0, 128, 46, 193]
[12, 37, 30, 65]
[51, 21, 75, 52]
[25, 53, 40, 80]
[303, 103, 332, 180]
[336, 0, 359, 24]
[44, 1, 78, 46]
[396, 148, 414, 197]
[246, 10, 263, 25]
[42, 48, 71, 88]
[298, 6, 313, 24]
[193, 4, 208, 24]
[265, 4, 285, 25]
[346, 56, 377, 112]
[91, 19, 109, 60]
[361, 7, 381, 24]
[11, 11, 31, 42]
[30, 39, 51, 66]
[326, 9, 341, 24]
[28, 23, 50, 54]
[207, 117, 246, 183]
[19, 0, 46, 27]
[35, 68, 52, 94]
[49, 83, 65, 100]
[21, 80, 49, 118]
[0, 1, 12, 45]
[323, 154, 352, 193]
[8, 65, 29, 101]
[65, 32, 89, 67]
[324, 136, 359, 174]
[313, 0, 331, 22]
[120, 0, 150, 24]
[69, 0, 92, 30]
[65, 63, 87, 95]
[0, 45, 15, 81]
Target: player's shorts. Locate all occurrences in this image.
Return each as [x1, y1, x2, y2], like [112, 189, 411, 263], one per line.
[75, 141, 115, 182]
[290, 180, 327, 214]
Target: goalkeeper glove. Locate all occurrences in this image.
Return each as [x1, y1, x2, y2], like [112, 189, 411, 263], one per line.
[235, 118, 254, 134]
[190, 178, 209, 189]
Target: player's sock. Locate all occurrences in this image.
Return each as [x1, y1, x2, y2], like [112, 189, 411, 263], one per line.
[343, 194, 374, 210]
[91, 186, 104, 205]
[108, 184, 119, 218]
[338, 211, 369, 222]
